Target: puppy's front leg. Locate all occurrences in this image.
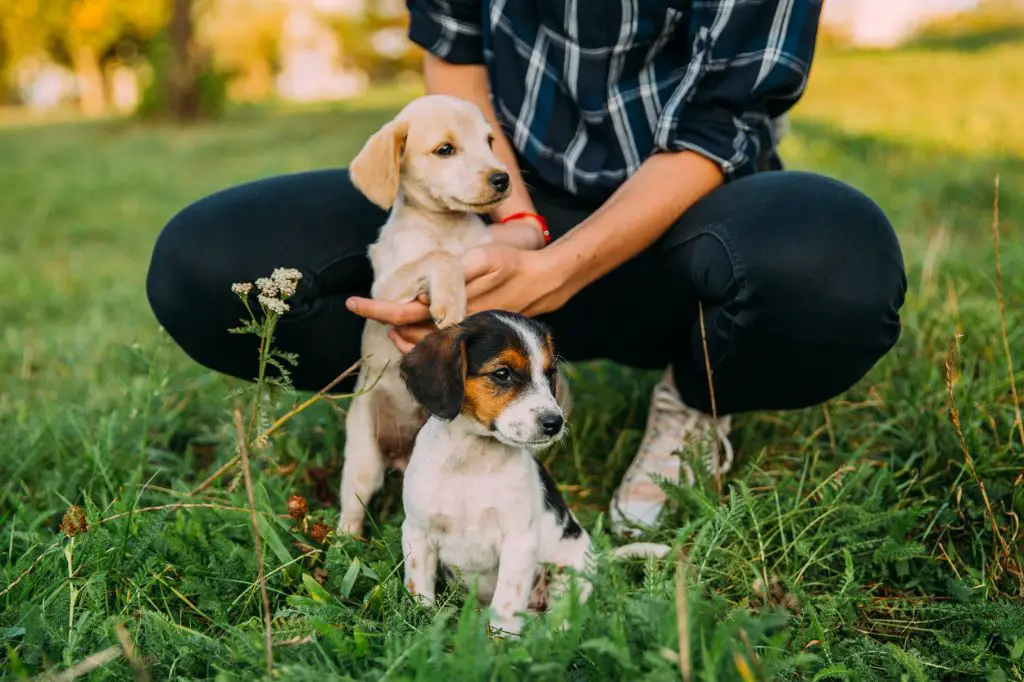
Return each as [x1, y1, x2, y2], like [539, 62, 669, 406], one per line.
[372, 261, 429, 302]
[421, 253, 465, 328]
[372, 252, 465, 328]
[402, 519, 437, 606]
[338, 393, 385, 536]
[489, 533, 540, 637]
[547, 533, 595, 629]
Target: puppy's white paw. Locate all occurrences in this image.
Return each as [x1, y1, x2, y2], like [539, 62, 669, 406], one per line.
[488, 613, 523, 638]
[430, 301, 466, 329]
[405, 581, 435, 608]
[428, 283, 466, 329]
[337, 516, 364, 537]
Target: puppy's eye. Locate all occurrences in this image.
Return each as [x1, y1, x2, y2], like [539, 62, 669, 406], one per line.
[486, 135, 495, 149]
[491, 368, 512, 382]
[433, 143, 456, 157]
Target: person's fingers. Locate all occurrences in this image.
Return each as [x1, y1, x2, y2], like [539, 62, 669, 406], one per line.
[466, 276, 493, 303]
[464, 244, 520, 301]
[391, 321, 436, 349]
[387, 327, 418, 354]
[467, 261, 522, 300]
[461, 243, 501, 282]
[397, 321, 434, 339]
[346, 296, 430, 325]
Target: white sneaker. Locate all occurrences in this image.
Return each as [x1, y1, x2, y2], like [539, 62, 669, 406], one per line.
[609, 367, 733, 536]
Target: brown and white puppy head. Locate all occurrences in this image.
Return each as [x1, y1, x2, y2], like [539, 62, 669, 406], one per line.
[349, 94, 511, 213]
[399, 311, 565, 449]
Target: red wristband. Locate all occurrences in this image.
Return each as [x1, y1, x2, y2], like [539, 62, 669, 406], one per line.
[499, 211, 551, 246]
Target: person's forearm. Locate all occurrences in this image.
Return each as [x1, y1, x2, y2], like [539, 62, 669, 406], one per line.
[547, 151, 724, 299]
[422, 54, 536, 221]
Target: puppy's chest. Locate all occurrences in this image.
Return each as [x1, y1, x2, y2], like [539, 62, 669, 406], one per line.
[406, 461, 538, 570]
[370, 220, 490, 274]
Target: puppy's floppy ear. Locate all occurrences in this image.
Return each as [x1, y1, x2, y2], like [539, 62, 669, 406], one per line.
[399, 325, 467, 421]
[349, 119, 410, 210]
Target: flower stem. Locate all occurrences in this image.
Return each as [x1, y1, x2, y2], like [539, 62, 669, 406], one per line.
[235, 401, 274, 672]
[65, 537, 77, 634]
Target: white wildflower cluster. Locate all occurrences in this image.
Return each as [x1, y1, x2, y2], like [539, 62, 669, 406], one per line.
[259, 294, 289, 315]
[271, 268, 302, 297]
[255, 277, 277, 297]
[231, 267, 303, 317]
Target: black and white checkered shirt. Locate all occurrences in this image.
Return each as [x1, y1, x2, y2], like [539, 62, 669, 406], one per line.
[408, 0, 823, 200]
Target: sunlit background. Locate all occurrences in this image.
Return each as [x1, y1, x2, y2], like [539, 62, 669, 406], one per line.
[2, 2, 1024, 678]
[0, 0, 1017, 118]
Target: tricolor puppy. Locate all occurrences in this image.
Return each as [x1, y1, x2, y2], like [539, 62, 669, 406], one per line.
[398, 311, 668, 635]
[337, 95, 511, 536]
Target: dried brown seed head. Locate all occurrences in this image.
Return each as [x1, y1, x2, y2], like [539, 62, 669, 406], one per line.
[60, 506, 88, 537]
[288, 494, 308, 521]
[309, 520, 330, 544]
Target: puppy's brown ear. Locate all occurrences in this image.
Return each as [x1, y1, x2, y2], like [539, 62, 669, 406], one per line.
[349, 119, 410, 210]
[399, 325, 466, 421]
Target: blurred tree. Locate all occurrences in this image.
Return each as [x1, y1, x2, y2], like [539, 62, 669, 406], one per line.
[0, 0, 65, 103]
[65, 0, 117, 114]
[199, 0, 286, 101]
[328, 0, 420, 81]
[166, 0, 198, 118]
[816, 22, 854, 51]
[136, 0, 229, 121]
[0, 0, 168, 113]
[0, 1, 51, 68]
[909, 0, 1024, 50]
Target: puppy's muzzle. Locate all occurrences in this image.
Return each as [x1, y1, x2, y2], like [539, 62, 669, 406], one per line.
[488, 171, 510, 194]
[538, 411, 564, 438]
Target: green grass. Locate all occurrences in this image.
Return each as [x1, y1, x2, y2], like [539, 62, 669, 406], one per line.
[1, 44, 1023, 680]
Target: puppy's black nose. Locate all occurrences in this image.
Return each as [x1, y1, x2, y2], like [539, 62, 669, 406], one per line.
[488, 171, 510, 193]
[539, 412, 564, 436]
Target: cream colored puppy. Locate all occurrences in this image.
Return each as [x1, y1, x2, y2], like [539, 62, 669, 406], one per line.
[337, 95, 512, 536]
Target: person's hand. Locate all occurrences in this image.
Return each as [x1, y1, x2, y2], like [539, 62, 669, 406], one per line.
[460, 241, 568, 314]
[345, 243, 572, 353]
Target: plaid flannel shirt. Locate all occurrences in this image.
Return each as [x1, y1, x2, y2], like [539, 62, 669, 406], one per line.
[407, 0, 823, 201]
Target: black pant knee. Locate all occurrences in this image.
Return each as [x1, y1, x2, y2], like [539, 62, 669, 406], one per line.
[147, 169, 384, 390]
[670, 171, 906, 413]
[146, 202, 244, 379]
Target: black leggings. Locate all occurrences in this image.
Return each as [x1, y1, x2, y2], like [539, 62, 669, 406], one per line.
[146, 169, 906, 415]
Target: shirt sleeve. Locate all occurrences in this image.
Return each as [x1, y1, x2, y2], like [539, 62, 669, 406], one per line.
[653, 0, 823, 180]
[406, 0, 485, 66]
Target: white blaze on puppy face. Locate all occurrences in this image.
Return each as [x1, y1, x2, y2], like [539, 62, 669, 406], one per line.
[488, 315, 564, 448]
[396, 95, 510, 212]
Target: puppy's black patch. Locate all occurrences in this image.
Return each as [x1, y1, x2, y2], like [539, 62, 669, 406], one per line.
[534, 458, 583, 539]
[400, 325, 466, 420]
[463, 315, 529, 375]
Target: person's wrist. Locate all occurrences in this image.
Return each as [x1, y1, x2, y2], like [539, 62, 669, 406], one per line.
[503, 212, 549, 243]
[501, 212, 550, 249]
[532, 246, 577, 314]
[491, 200, 532, 224]
[492, 220, 545, 250]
